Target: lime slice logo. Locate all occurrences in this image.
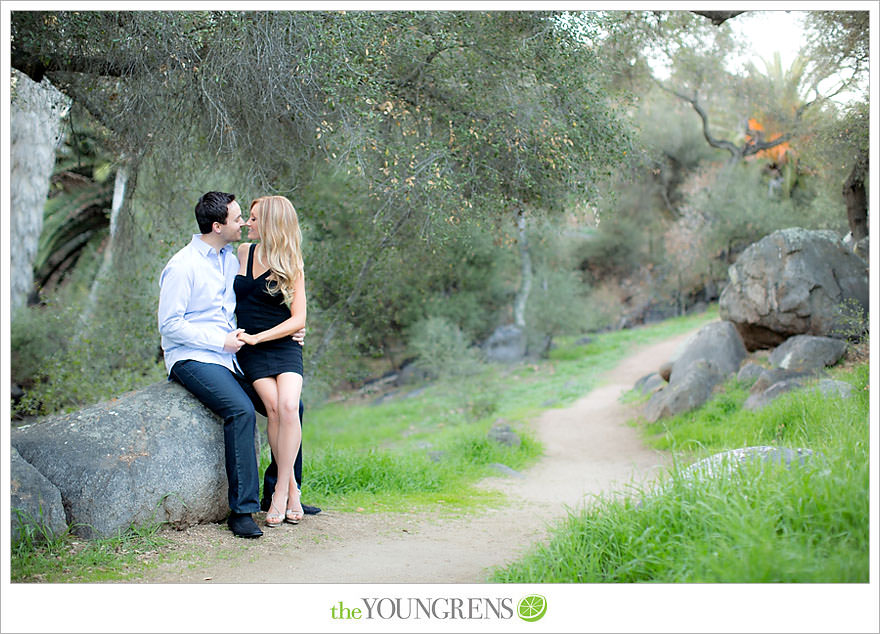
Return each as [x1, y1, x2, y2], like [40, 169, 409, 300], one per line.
[517, 594, 547, 622]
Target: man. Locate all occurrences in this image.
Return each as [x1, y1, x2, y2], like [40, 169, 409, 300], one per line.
[158, 191, 318, 538]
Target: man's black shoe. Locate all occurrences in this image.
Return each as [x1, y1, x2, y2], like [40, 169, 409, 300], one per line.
[227, 512, 263, 538]
[261, 498, 322, 515]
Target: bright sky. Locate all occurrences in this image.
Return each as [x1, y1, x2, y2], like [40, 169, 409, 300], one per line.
[648, 9, 808, 79]
[650, 8, 863, 104]
[726, 9, 807, 71]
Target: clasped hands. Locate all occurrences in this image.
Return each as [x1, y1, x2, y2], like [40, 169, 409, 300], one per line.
[223, 328, 306, 353]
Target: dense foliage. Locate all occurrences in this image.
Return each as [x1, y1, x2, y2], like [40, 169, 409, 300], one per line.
[9, 10, 868, 416]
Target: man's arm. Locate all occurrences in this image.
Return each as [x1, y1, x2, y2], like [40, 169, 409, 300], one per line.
[157, 260, 233, 352]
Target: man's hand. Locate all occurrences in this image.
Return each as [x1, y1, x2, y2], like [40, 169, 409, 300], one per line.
[223, 329, 245, 353]
[291, 328, 306, 346]
[239, 331, 259, 346]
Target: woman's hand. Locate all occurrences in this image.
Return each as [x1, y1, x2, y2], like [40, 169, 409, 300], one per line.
[291, 327, 306, 346]
[238, 331, 260, 346]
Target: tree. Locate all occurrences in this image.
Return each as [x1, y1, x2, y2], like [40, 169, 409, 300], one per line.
[11, 10, 634, 398]
[801, 11, 869, 240]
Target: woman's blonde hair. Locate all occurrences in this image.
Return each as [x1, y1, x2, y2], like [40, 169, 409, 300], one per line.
[250, 195, 303, 307]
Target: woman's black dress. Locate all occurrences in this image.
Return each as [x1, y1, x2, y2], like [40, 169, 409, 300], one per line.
[233, 244, 303, 380]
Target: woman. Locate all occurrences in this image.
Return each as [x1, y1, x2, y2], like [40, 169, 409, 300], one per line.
[234, 195, 307, 527]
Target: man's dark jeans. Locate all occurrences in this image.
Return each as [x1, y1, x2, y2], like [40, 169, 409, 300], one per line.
[169, 360, 261, 514]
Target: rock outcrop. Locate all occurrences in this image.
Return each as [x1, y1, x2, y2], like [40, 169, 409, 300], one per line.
[10, 446, 68, 544]
[11, 381, 260, 539]
[644, 321, 747, 422]
[483, 324, 527, 363]
[719, 228, 869, 350]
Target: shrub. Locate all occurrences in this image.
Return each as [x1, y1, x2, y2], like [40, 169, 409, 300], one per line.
[407, 315, 483, 380]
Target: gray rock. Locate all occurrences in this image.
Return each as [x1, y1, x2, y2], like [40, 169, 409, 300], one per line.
[719, 228, 869, 350]
[816, 379, 854, 400]
[769, 335, 848, 372]
[404, 386, 430, 399]
[736, 362, 766, 386]
[668, 320, 747, 384]
[633, 372, 666, 396]
[488, 463, 526, 478]
[371, 391, 398, 406]
[744, 378, 809, 410]
[682, 446, 817, 479]
[427, 451, 446, 463]
[484, 324, 527, 363]
[11, 381, 258, 538]
[10, 446, 68, 544]
[854, 236, 868, 262]
[396, 363, 430, 386]
[487, 422, 521, 447]
[844, 233, 869, 262]
[644, 360, 722, 422]
[750, 367, 815, 395]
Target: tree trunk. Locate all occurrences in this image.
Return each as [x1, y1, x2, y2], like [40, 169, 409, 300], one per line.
[78, 163, 136, 336]
[843, 156, 868, 241]
[9, 70, 70, 312]
[513, 208, 532, 329]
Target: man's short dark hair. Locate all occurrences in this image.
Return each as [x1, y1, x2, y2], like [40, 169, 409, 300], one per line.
[195, 191, 236, 234]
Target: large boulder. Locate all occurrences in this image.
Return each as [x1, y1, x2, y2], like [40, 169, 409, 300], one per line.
[668, 320, 747, 384]
[768, 335, 848, 372]
[681, 446, 817, 480]
[483, 324, 527, 363]
[642, 321, 747, 422]
[719, 228, 869, 350]
[644, 360, 722, 422]
[10, 446, 68, 544]
[11, 381, 257, 539]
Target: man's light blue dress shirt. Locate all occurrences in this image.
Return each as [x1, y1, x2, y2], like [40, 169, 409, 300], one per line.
[157, 234, 240, 375]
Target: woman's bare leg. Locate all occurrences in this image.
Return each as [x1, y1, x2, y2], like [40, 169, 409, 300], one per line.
[276, 372, 304, 520]
[252, 377, 289, 522]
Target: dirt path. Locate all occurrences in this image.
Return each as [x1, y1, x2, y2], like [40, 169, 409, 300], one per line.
[140, 329, 695, 584]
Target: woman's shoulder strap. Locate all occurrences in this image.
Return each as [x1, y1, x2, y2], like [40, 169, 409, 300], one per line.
[246, 242, 258, 277]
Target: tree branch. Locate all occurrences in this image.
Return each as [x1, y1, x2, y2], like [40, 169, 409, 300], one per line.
[657, 81, 740, 158]
[691, 11, 745, 26]
[11, 50, 130, 83]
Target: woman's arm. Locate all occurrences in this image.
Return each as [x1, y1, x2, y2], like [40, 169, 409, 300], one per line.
[240, 272, 307, 345]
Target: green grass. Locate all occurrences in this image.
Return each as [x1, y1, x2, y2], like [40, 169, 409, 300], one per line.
[288, 308, 718, 512]
[490, 362, 870, 583]
[12, 308, 717, 581]
[10, 518, 172, 583]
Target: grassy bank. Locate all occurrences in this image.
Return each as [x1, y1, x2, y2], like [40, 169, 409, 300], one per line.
[288, 308, 717, 513]
[490, 361, 870, 582]
[11, 309, 715, 582]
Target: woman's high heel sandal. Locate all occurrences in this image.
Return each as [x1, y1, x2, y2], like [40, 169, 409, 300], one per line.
[285, 489, 304, 524]
[265, 493, 286, 528]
